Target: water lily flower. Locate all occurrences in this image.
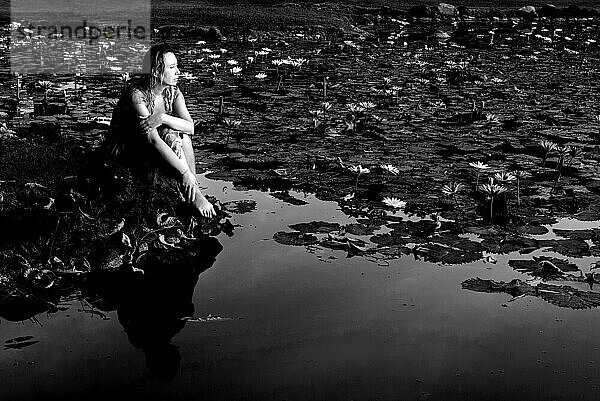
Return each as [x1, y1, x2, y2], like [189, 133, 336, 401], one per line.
[223, 118, 241, 129]
[120, 72, 130, 82]
[493, 171, 516, 183]
[511, 170, 529, 207]
[380, 164, 399, 176]
[255, 72, 267, 80]
[210, 62, 220, 71]
[441, 182, 464, 196]
[226, 59, 238, 65]
[349, 165, 370, 175]
[382, 197, 407, 209]
[358, 101, 376, 110]
[230, 66, 242, 75]
[486, 113, 500, 124]
[321, 102, 332, 112]
[469, 161, 490, 170]
[469, 161, 490, 188]
[539, 139, 557, 166]
[209, 54, 221, 59]
[347, 103, 365, 114]
[247, 56, 255, 63]
[222, 118, 241, 145]
[220, 48, 228, 53]
[479, 183, 507, 223]
[201, 48, 213, 53]
[349, 165, 370, 191]
[196, 40, 206, 45]
[442, 182, 465, 216]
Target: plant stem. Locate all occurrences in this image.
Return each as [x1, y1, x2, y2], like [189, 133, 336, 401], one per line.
[490, 197, 494, 223]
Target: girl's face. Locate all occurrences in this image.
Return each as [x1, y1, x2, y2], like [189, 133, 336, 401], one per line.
[158, 52, 180, 86]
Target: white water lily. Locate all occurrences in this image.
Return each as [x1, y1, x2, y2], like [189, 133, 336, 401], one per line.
[380, 164, 399, 175]
[469, 161, 490, 189]
[469, 161, 490, 170]
[230, 66, 242, 75]
[382, 197, 407, 209]
[226, 59, 238, 65]
[494, 171, 516, 183]
[208, 54, 221, 59]
[255, 72, 267, 80]
[349, 165, 370, 174]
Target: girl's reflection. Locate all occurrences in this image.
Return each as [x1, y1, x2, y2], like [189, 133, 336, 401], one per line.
[87, 236, 222, 381]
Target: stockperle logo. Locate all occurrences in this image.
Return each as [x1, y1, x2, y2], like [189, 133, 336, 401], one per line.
[10, 0, 151, 74]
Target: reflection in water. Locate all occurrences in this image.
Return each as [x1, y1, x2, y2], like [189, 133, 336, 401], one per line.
[84, 236, 222, 381]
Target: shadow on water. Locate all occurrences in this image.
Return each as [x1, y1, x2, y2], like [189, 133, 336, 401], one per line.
[82, 236, 223, 381]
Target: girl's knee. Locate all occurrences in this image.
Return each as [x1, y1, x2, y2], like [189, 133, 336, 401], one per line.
[181, 133, 192, 145]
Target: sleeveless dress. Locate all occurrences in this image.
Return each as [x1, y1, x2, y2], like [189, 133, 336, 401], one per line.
[105, 84, 184, 181]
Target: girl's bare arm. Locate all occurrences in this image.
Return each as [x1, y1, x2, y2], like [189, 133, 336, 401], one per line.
[162, 91, 194, 134]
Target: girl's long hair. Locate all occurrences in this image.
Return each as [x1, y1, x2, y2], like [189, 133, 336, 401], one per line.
[139, 43, 176, 113]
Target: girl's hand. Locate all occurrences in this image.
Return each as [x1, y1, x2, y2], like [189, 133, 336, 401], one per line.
[140, 112, 164, 134]
[181, 170, 196, 203]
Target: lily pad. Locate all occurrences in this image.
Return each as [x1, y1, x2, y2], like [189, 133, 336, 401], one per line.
[480, 236, 539, 254]
[419, 243, 483, 265]
[508, 256, 579, 274]
[553, 229, 595, 241]
[288, 221, 341, 234]
[537, 283, 600, 309]
[271, 192, 309, 206]
[538, 239, 590, 257]
[273, 231, 318, 246]
[462, 278, 600, 309]
[221, 200, 257, 214]
[345, 223, 379, 236]
[516, 225, 549, 235]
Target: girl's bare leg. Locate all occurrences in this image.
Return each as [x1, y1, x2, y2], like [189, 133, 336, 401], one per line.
[181, 134, 196, 175]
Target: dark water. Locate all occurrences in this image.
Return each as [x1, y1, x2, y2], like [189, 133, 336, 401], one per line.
[2, 176, 600, 401]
